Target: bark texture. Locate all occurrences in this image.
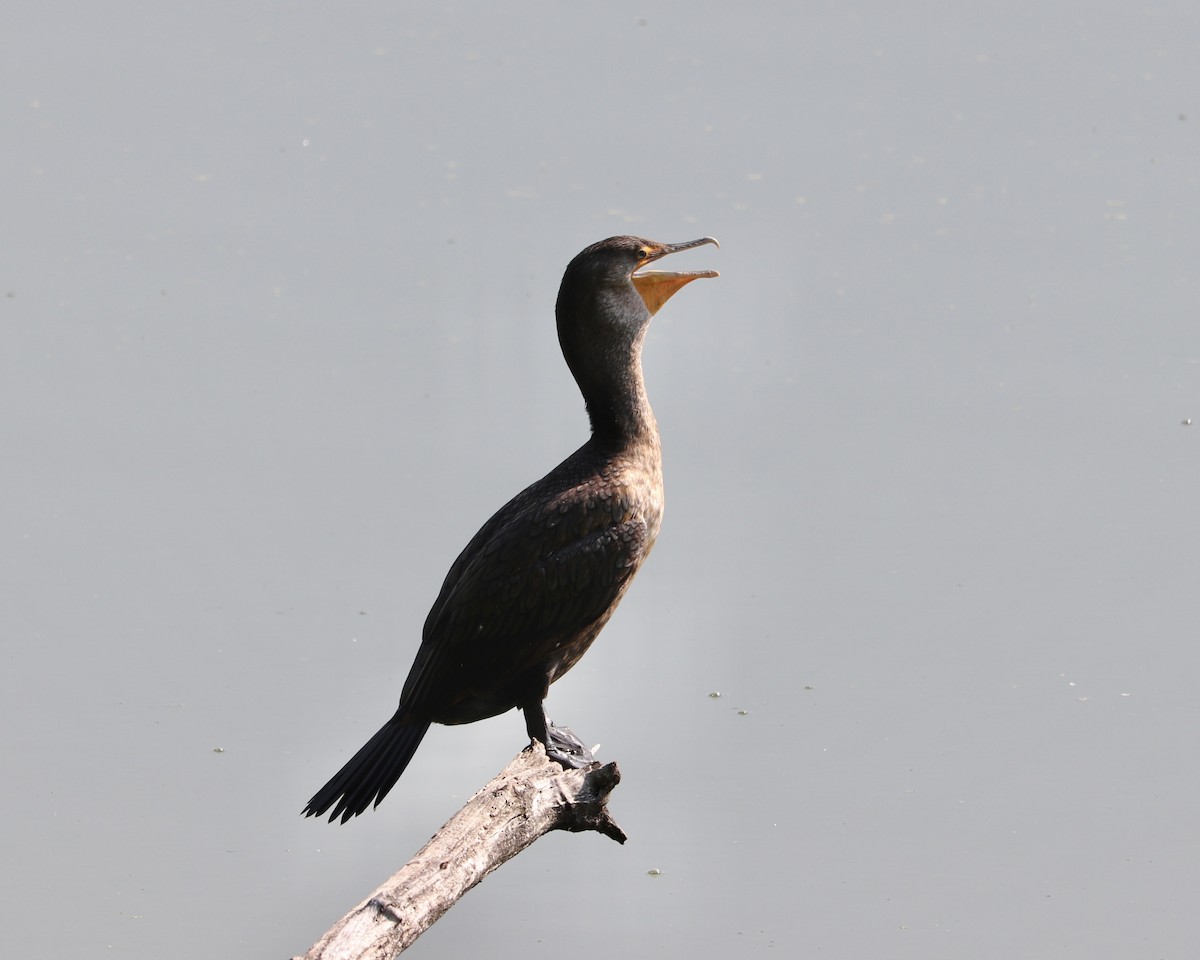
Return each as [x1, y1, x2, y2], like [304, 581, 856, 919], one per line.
[295, 742, 625, 960]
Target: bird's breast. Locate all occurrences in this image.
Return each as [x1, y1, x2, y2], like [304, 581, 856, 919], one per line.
[537, 451, 663, 558]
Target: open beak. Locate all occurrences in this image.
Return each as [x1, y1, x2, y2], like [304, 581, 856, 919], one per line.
[632, 237, 719, 316]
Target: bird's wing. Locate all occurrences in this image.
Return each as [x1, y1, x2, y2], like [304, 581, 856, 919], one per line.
[397, 481, 652, 719]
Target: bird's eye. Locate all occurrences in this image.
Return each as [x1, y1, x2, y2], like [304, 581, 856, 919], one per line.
[636, 247, 650, 260]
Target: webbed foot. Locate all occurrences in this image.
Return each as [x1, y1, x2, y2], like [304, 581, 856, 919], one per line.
[544, 720, 594, 769]
[522, 702, 595, 768]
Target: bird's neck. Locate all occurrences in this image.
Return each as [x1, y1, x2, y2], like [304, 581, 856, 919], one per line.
[582, 356, 660, 451]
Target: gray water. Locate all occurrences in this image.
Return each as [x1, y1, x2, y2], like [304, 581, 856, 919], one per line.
[4, 2, 1197, 957]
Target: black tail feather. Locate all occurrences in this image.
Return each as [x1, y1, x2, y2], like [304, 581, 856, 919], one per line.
[302, 719, 431, 823]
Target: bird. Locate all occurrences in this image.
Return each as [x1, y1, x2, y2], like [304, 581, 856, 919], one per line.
[303, 235, 719, 823]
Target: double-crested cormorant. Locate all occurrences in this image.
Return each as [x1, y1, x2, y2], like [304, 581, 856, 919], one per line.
[303, 235, 719, 823]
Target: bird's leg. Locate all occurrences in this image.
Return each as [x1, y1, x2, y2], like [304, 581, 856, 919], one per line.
[522, 701, 594, 769]
[523, 700, 551, 746]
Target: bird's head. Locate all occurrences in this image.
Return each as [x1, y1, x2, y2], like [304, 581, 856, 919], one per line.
[558, 235, 720, 321]
[555, 235, 718, 440]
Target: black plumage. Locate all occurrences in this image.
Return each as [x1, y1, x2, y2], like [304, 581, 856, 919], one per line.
[303, 235, 718, 823]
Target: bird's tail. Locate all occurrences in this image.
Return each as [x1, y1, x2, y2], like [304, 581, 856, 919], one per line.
[302, 718, 431, 823]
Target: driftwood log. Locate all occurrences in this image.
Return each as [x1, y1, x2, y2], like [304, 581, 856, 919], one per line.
[294, 741, 625, 960]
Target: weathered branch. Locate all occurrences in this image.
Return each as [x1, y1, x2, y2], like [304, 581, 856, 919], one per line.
[294, 742, 625, 960]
